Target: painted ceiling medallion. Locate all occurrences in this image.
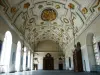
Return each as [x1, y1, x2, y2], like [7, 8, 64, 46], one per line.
[82, 7, 88, 14]
[68, 3, 75, 9]
[24, 2, 30, 8]
[11, 7, 17, 13]
[41, 8, 57, 21]
[55, 5, 60, 9]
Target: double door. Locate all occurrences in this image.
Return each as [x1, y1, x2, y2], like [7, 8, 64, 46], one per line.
[43, 57, 54, 70]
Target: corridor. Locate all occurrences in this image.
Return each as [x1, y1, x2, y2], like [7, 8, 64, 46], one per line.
[0, 0, 100, 74]
[0, 70, 100, 75]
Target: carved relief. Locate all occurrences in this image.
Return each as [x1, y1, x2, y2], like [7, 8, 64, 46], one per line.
[41, 8, 57, 21]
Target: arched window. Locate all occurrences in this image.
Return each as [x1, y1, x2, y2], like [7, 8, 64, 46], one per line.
[31, 53, 33, 70]
[15, 41, 21, 71]
[23, 47, 27, 70]
[0, 31, 12, 72]
[93, 36, 100, 65]
[28, 50, 30, 69]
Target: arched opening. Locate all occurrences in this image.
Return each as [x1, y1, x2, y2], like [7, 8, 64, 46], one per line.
[86, 33, 96, 71]
[93, 36, 100, 65]
[43, 53, 54, 70]
[15, 41, 21, 72]
[0, 31, 12, 72]
[31, 53, 33, 70]
[34, 40, 63, 70]
[23, 47, 27, 71]
[0, 40, 3, 59]
[69, 57, 71, 68]
[27, 50, 30, 70]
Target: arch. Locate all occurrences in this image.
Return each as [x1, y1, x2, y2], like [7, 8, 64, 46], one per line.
[93, 36, 100, 65]
[15, 41, 21, 72]
[43, 53, 54, 70]
[35, 40, 60, 52]
[0, 31, 12, 72]
[27, 50, 31, 69]
[86, 33, 96, 71]
[30, 53, 33, 70]
[23, 47, 27, 71]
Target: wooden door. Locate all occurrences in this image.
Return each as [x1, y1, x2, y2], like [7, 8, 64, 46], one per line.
[43, 53, 54, 70]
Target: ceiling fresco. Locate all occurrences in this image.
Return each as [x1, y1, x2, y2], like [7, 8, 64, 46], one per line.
[41, 8, 57, 21]
[0, 0, 100, 51]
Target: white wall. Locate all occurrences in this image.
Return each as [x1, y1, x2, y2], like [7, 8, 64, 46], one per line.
[34, 40, 65, 70]
[81, 45, 90, 71]
[34, 52, 65, 70]
[65, 14, 100, 72]
[0, 16, 23, 72]
[9, 43, 17, 72]
[35, 40, 60, 52]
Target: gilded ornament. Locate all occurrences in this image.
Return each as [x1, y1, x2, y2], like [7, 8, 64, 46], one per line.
[82, 7, 88, 14]
[41, 8, 57, 21]
[68, 3, 75, 9]
[24, 2, 30, 8]
[11, 7, 17, 13]
[55, 5, 60, 9]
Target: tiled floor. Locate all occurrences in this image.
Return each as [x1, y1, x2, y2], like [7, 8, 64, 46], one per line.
[0, 70, 100, 75]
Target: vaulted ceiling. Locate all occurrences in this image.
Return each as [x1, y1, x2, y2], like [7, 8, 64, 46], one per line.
[0, 0, 100, 50]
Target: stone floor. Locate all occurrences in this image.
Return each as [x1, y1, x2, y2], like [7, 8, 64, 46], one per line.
[0, 70, 100, 75]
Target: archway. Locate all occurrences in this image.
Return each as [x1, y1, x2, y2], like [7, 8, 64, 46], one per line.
[23, 47, 27, 71]
[15, 41, 21, 72]
[86, 33, 96, 71]
[27, 50, 31, 70]
[0, 31, 12, 72]
[93, 36, 100, 65]
[43, 53, 54, 70]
